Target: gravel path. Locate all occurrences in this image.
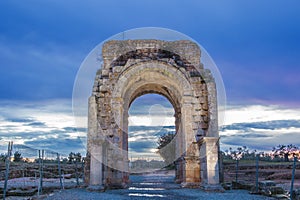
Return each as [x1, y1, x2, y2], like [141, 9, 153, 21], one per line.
[44, 172, 275, 200]
[45, 188, 275, 200]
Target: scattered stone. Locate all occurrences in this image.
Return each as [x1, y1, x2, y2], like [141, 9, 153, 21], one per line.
[201, 184, 225, 192]
[232, 181, 253, 190]
[259, 181, 276, 188]
[221, 182, 232, 190]
[7, 188, 37, 196]
[87, 185, 105, 192]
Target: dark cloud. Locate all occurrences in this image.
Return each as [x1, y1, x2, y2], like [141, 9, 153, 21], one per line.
[220, 134, 279, 152]
[3, 117, 46, 128]
[0, 132, 42, 139]
[63, 127, 87, 132]
[221, 133, 270, 139]
[0, 130, 72, 141]
[0, 136, 86, 158]
[220, 120, 300, 151]
[129, 126, 175, 133]
[6, 117, 34, 123]
[222, 120, 300, 132]
[13, 144, 40, 158]
[129, 141, 156, 153]
[128, 126, 175, 142]
[24, 138, 86, 156]
[27, 122, 46, 127]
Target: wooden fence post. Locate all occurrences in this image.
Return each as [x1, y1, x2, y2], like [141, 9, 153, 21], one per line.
[255, 155, 259, 193]
[290, 156, 297, 200]
[57, 153, 63, 190]
[3, 141, 13, 200]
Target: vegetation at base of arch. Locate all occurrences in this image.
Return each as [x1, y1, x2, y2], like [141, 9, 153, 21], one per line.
[222, 144, 300, 163]
[157, 132, 176, 166]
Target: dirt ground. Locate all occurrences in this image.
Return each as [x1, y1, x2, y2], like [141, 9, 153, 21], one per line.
[223, 161, 300, 191]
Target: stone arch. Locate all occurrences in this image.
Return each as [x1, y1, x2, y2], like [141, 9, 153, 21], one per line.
[114, 60, 191, 164]
[86, 40, 221, 190]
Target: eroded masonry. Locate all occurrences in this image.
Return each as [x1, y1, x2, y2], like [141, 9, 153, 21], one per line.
[85, 39, 221, 190]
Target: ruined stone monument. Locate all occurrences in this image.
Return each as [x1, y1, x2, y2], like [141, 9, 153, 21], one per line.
[85, 39, 221, 190]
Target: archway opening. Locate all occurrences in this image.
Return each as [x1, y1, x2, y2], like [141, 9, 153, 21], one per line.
[128, 93, 176, 174]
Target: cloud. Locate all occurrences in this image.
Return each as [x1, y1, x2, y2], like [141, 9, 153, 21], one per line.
[220, 105, 300, 151]
[224, 105, 300, 125]
[24, 138, 86, 157]
[221, 131, 300, 152]
[0, 100, 86, 156]
[1, 100, 300, 160]
[129, 116, 174, 127]
[27, 122, 46, 127]
[6, 118, 34, 123]
[63, 127, 87, 133]
[0, 99, 176, 159]
[128, 126, 175, 159]
[221, 120, 300, 132]
[129, 141, 156, 153]
[129, 94, 175, 126]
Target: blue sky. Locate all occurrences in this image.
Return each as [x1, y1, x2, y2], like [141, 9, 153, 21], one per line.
[0, 1, 300, 159]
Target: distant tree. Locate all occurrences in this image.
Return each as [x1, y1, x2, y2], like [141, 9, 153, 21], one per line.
[157, 133, 175, 165]
[272, 144, 299, 162]
[0, 153, 6, 162]
[222, 149, 232, 160]
[243, 149, 257, 160]
[74, 152, 82, 162]
[13, 151, 23, 162]
[62, 158, 68, 164]
[68, 152, 75, 163]
[223, 147, 268, 161]
[226, 146, 248, 160]
[261, 152, 273, 162]
[225, 146, 248, 183]
[68, 152, 82, 163]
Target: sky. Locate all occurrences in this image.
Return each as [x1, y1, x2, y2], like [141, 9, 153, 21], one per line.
[0, 0, 300, 159]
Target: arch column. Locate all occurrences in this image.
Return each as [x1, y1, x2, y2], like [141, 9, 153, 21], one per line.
[87, 95, 105, 191]
[199, 74, 223, 190]
[180, 96, 201, 187]
[89, 141, 104, 187]
[199, 137, 221, 190]
[206, 75, 218, 137]
[174, 112, 183, 183]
